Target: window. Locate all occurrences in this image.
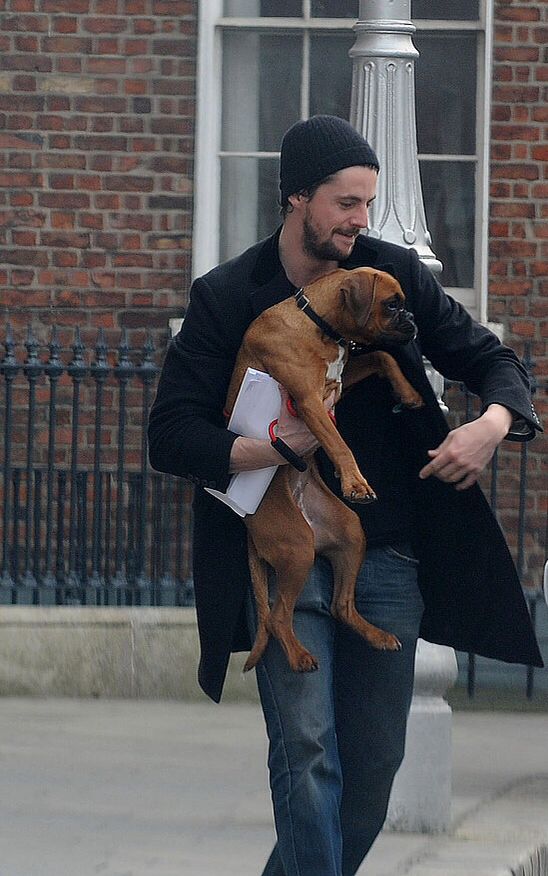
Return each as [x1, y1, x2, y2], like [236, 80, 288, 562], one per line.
[194, 1, 491, 320]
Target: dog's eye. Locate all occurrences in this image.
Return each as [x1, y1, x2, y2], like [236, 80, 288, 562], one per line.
[385, 299, 401, 312]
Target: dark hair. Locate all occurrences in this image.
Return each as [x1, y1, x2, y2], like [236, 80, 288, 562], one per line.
[279, 175, 335, 219]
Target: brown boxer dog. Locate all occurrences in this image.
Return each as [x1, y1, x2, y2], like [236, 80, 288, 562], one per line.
[224, 267, 424, 673]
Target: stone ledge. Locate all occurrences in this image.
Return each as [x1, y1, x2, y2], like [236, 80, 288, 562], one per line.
[0, 606, 259, 703]
[403, 777, 548, 876]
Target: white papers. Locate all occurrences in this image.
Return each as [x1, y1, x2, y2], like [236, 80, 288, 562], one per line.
[205, 368, 281, 517]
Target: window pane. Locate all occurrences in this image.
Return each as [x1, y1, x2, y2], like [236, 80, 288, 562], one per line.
[311, 0, 358, 17]
[412, 0, 479, 19]
[420, 161, 475, 288]
[415, 33, 476, 155]
[220, 157, 280, 263]
[310, 34, 354, 118]
[222, 33, 301, 152]
[224, 0, 302, 15]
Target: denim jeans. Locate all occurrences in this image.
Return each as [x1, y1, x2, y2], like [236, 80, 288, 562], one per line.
[247, 543, 424, 876]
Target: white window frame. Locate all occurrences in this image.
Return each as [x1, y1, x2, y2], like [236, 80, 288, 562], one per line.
[193, 1, 493, 323]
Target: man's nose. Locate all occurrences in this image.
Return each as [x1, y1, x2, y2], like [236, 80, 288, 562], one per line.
[351, 204, 369, 229]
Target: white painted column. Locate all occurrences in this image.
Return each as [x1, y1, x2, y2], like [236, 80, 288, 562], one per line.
[349, 0, 457, 834]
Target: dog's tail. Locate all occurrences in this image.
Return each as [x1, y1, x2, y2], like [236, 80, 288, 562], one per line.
[243, 536, 270, 672]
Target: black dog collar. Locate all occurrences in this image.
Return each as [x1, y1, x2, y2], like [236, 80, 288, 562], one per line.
[294, 288, 346, 346]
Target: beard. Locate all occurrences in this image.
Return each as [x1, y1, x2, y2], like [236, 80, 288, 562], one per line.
[302, 210, 358, 262]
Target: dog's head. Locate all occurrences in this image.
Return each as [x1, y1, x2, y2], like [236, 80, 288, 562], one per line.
[336, 267, 416, 346]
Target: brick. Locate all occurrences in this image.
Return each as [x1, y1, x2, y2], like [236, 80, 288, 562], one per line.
[492, 104, 512, 120]
[42, 37, 93, 53]
[73, 135, 128, 151]
[53, 17, 78, 33]
[42, 0, 89, 10]
[133, 18, 156, 34]
[491, 202, 535, 218]
[0, 171, 41, 187]
[0, 94, 44, 111]
[153, 0, 193, 13]
[38, 193, 90, 209]
[13, 74, 37, 91]
[41, 231, 90, 248]
[0, 248, 48, 266]
[492, 124, 539, 141]
[10, 192, 34, 206]
[490, 221, 510, 236]
[86, 58, 126, 74]
[105, 175, 154, 192]
[95, 38, 120, 55]
[91, 117, 114, 133]
[49, 252, 77, 267]
[492, 85, 539, 102]
[497, 6, 540, 21]
[490, 240, 537, 258]
[1, 14, 49, 32]
[55, 58, 82, 74]
[51, 212, 75, 229]
[12, 229, 37, 245]
[74, 96, 127, 113]
[531, 145, 548, 161]
[490, 164, 539, 180]
[11, 269, 34, 286]
[490, 181, 511, 197]
[494, 46, 539, 62]
[82, 17, 128, 33]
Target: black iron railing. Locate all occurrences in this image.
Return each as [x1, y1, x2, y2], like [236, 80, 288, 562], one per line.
[0, 326, 545, 696]
[1, 324, 194, 607]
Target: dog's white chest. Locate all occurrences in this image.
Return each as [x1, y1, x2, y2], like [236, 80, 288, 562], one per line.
[326, 344, 346, 383]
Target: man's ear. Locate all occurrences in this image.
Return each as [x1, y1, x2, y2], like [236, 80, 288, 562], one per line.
[288, 192, 307, 211]
[341, 271, 378, 329]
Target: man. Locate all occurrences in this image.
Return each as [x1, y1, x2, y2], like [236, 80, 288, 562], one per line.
[148, 116, 542, 876]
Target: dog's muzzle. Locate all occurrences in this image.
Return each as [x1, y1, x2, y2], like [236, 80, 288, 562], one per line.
[391, 310, 417, 342]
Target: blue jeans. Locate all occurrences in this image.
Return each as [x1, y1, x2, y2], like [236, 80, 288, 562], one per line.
[247, 544, 424, 876]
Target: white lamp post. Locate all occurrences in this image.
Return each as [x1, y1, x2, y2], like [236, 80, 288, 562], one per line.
[350, 0, 458, 833]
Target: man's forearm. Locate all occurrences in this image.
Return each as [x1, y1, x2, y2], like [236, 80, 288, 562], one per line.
[483, 403, 513, 442]
[229, 436, 287, 473]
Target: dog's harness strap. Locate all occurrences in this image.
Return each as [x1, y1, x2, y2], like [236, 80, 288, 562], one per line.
[294, 288, 345, 346]
[268, 419, 308, 472]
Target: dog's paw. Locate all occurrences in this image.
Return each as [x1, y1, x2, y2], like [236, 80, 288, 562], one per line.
[378, 633, 402, 652]
[348, 490, 377, 505]
[295, 652, 319, 672]
[393, 393, 424, 413]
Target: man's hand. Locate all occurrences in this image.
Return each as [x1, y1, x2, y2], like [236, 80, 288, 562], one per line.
[274, 386, 336, 456]
[229, 385, 336, 474]
[419, 403, 513, 491]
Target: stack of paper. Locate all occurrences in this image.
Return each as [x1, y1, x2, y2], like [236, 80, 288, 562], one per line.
[205, 368, 281, 517]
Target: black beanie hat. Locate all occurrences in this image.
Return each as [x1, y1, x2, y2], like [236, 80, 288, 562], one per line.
[279, 115, 379, 204]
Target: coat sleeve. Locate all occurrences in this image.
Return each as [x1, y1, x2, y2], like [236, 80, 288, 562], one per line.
[407, 249, 542, 441]
[148, 275, 250, 491]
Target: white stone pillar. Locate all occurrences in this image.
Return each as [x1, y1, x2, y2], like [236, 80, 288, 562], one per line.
[349, 0, 457, 834]
[386, 641, 458, 833]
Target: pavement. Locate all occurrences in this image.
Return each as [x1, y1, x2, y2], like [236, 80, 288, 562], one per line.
[0, 697, 546, 876]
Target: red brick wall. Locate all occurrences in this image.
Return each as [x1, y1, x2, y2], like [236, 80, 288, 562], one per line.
[0, 0, 197, 354]
[489, 0, 546, 590]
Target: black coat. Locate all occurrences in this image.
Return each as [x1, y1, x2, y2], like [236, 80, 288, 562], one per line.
[148, 230, 543, 703]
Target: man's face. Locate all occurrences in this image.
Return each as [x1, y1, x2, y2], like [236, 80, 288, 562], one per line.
[298, 166, 378, 262]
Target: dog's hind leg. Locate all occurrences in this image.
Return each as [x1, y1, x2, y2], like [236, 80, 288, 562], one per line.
[245, 475, 319, 672]
[305, 464, 402, 652]
[243, 535, 271, 672]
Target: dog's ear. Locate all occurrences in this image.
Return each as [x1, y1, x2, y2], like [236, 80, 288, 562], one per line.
[341, 271, 378, 329]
